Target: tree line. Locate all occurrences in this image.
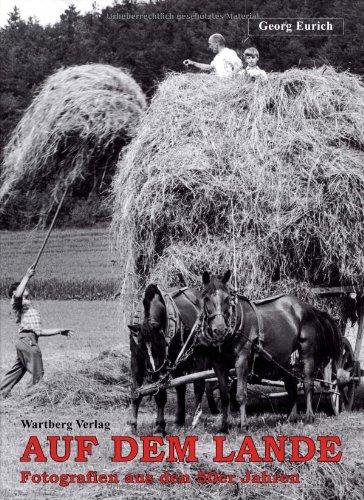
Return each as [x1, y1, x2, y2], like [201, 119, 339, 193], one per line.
[1, 0, 362, 228]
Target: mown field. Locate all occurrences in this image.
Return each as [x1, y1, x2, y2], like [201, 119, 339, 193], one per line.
[0, 228, 118, 299]
[0, 300, 363, 500]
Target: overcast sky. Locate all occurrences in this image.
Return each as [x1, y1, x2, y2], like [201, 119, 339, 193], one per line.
[0, 0, 115, 26]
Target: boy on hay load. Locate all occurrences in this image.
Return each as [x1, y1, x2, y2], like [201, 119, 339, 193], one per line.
[183, 33, 243, 77]
[240, 47, 268, 81]
[0, 264, 74, 398]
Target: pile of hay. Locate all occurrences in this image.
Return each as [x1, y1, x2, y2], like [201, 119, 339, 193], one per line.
[0, 64, 146, 215]
[112, 67, 364, 310]
[22, 349, 131, 409]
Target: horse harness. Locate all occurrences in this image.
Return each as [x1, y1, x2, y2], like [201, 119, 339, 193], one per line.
[130, 288, 334, 391]
[159, 286, 185, 346]
[199, 292, 266, 349]
[132, 287, 306, 382]
[199, 292, 300, 379]
[130, 286, 200, 375]
[150, 288, 263, 373]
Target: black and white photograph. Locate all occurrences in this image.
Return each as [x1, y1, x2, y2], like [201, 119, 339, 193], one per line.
[0, 1, 363, 498]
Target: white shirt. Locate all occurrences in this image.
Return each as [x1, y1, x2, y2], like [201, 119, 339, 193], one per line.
[240, 65, 268, 81]
[211, 48, 242, 77]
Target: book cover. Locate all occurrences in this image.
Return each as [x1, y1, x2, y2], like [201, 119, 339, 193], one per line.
[0, 1, 363, 499]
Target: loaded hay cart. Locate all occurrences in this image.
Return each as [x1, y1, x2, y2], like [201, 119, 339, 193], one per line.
[112, 67, 364, 417]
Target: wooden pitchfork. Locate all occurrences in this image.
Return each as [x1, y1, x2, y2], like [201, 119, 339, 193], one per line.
[32, 186, 68, 270]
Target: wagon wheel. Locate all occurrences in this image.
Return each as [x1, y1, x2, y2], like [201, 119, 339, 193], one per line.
[324, 338, 356, 415]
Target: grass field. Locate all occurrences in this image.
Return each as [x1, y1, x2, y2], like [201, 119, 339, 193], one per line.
[1, 230, 363, 499]
[1, 300, 364, 500]
[0, 229, 118, 299]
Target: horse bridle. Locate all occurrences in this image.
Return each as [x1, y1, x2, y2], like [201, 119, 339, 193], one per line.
[203, 310, 229, 321]
[201, 292, 262, 348]
[201, 298, 235, 346]
[144, 287, 191, 375]
[142, 325, 169, 375]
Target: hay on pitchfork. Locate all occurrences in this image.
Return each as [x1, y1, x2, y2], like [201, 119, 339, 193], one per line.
[0, 64, 146, 218]
[112, 66, 364, 315]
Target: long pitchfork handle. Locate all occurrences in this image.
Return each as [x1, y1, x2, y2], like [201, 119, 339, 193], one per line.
[32, 186, 68, 270]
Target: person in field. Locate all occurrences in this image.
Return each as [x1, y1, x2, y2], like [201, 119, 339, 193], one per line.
[0, 264, 74, 398]
[183, 33, 242, 77]
[239, 47, 268, 81]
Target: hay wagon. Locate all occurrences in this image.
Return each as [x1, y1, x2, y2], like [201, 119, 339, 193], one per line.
[118, 68, 363, 418]
[136, 286, 363, 416]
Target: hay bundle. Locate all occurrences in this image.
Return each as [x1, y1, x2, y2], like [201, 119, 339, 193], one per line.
[0, 64, 146, 214]
[112, 67, 364, 308]
[22, 349, 131, 409]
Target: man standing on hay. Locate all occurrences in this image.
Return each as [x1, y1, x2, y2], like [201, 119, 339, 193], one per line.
[183, 33, 242, 77]
[0, 265, 73, 398]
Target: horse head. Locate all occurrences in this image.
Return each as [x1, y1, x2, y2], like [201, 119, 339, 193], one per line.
[200, 270, 233, 346]
[141, 284, 167, 372]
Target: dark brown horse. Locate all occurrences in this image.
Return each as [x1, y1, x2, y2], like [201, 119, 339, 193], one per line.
[128, 284, 218, 434]
[198, 270, 343, 432]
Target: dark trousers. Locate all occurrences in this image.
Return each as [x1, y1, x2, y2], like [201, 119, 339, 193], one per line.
[0, 337, 44, 397]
